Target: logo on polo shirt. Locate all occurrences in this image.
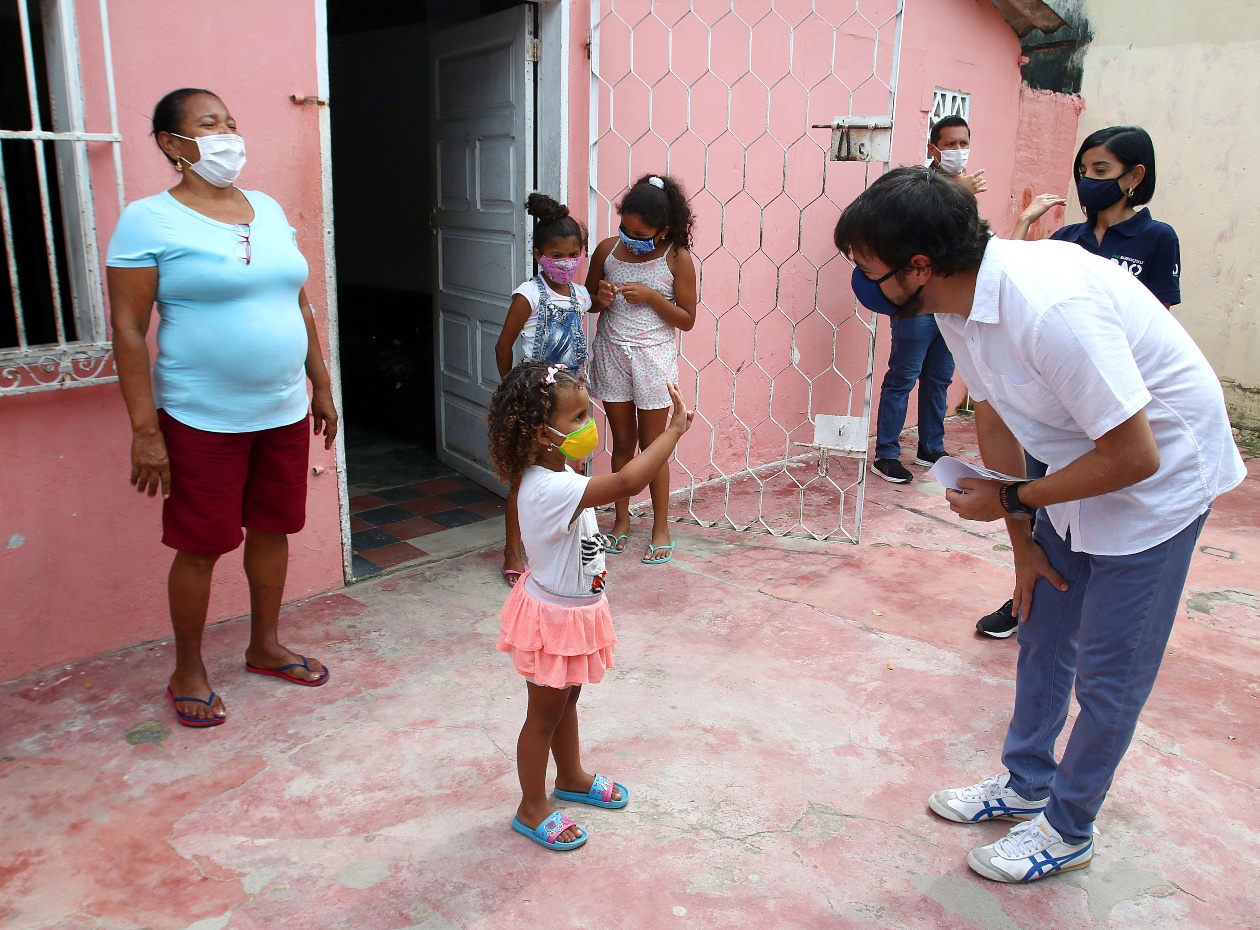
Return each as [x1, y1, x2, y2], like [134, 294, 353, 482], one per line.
[1111, 254, 1145, 277]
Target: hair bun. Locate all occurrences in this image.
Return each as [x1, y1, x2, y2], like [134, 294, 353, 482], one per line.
[525, 191, 568, 224]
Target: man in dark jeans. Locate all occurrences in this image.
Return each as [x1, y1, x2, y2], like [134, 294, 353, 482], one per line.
[871, 116, 985, 485]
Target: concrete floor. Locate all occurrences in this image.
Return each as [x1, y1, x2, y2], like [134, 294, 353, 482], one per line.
[2, 419, 1257, 930]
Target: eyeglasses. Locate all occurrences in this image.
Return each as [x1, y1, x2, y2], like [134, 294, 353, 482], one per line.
[235, 224, 251, 265]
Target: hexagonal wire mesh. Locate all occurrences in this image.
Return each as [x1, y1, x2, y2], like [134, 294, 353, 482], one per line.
[587, 0, 905, 543]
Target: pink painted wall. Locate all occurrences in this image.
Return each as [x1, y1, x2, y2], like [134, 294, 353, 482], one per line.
[877, 0, 1027, 417]
[586, 0, 1028, 488]
[1005, 86, 1086, 241]
[0, 0, 341, 683]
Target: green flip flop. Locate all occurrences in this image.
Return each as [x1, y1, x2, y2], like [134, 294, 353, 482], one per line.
[642, 542, 675, 564]
[603, 534, 628, 554]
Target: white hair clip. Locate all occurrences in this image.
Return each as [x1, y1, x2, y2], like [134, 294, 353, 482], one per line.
[648, 176, 665, 189]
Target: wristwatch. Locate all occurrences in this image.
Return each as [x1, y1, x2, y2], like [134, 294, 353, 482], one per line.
[999, 482, 1035, 521]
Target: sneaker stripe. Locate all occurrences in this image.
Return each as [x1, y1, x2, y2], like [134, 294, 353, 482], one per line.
[1022, 843, 1092, 880]
[971, 798, 1046, 822]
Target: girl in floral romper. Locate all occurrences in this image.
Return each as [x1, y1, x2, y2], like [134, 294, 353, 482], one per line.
[586, 174, 698, 564]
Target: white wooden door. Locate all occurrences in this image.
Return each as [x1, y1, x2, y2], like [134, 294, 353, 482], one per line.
[431, 5, 534, 492]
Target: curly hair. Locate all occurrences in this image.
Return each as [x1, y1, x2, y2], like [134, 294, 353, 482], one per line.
[526, 192, 587, 252]
[486, 359, 587, 484]
[618, 173, 694, 252]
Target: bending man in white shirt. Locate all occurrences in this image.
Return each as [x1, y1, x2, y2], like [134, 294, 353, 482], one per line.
[833, 166, 1245, 884]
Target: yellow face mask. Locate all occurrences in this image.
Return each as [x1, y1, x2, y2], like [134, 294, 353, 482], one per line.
[548, 419, 599, 460]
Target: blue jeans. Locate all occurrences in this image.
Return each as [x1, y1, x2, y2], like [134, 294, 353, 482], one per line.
[1002, 510, 1209, 844]
[875, 314, 955, 460]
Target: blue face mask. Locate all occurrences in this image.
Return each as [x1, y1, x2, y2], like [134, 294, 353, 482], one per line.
[851, 265, 924, 317]
[1076, 176, 1126, 213]
[618, 226, 660, 255]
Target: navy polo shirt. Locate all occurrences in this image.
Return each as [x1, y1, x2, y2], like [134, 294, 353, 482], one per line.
[1051, 209, 1181, 305]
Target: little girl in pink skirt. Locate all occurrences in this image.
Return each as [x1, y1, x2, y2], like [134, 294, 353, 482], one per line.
[485, 359, 692, 850]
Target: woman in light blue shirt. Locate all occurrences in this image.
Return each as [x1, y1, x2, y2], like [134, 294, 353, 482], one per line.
[107, 88, 338, 728]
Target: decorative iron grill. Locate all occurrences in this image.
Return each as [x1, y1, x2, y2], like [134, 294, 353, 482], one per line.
[588, 0, 904, 542]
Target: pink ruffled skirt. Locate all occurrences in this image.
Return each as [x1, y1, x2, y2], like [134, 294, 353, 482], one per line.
[497, 571, 616, 688]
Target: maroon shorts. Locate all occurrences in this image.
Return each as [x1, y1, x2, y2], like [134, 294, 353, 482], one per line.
[159, 410, 310, 557]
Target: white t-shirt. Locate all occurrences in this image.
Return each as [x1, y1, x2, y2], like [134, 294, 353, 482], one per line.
[512, 278, 593, 360]
[936, 237, 1245, 556]
[518, 464, 607, 597]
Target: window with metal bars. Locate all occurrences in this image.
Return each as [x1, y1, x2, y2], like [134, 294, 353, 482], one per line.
[0, 0, 123, 394]
[929, 87, 971, 132]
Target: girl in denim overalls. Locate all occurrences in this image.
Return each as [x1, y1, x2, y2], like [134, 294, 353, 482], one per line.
[494, 193, 593, 585]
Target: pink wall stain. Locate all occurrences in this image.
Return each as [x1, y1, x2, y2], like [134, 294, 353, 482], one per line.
[1006, 86, 1088, 239]
[1, 1, 341, 682]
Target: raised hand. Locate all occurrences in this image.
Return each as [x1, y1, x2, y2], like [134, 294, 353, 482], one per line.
[961, 168, 987, 195]
[666, 382, 694, 436]
[1021, 192, 1067, 223]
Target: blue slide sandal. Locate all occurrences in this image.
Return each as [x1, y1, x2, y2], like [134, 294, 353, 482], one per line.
[512, 811, 588, 851]
[555, 773, 629, 809]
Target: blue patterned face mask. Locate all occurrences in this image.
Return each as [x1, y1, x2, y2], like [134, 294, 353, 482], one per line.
[618, 226, 659, 255]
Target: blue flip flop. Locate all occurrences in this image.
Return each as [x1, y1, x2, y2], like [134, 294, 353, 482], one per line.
[603, 534, 628, 554]
[555, 773, 629, 809]
[642, 542, 675, 564]
[166, 685, 226, 728]
[511, 811, 587, 851]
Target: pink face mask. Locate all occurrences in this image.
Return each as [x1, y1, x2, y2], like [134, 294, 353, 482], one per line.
[539, 255, 583, 285]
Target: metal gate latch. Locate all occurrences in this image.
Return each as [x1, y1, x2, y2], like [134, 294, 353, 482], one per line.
[794, 414, 869, 476]
[812, 116, 893, 162]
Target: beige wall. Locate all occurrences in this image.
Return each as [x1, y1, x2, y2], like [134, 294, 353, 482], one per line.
[1079, 0, 1260, 429]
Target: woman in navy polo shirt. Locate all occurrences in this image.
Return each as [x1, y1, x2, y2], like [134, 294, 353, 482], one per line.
[978, 126, 1181, 639]
[1013, 125, 1180, 307]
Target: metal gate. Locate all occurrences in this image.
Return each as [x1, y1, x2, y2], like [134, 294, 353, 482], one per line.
[588, 0, 905, 542]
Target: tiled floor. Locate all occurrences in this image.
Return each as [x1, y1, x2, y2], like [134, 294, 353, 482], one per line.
[348, 474, 505, 578]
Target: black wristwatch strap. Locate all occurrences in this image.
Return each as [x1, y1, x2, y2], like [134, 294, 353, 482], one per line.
[999, 482, 1035, 520]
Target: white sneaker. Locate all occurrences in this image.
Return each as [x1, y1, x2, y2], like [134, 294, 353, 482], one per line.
[928, 772, 1047, 823]
[967, 812, 1093, 883]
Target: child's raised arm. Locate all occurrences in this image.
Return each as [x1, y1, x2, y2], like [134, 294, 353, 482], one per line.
[585, 237, 618, 313]
[495, 294, 534, 379]
[577, 383, 693, 514]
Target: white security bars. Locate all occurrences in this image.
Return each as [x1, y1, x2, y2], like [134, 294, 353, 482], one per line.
[0, 0, 123, 395]
[588, 0, 905, 542]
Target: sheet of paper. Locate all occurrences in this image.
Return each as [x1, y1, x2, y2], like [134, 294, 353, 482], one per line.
[927, 455, 1023, 492]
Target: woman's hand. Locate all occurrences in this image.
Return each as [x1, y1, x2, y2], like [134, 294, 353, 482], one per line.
[617, 281, 659, 305]
[131, 429, 171, 499]
[666, 382, 694, 437]
[311, 386, 339, 451]
[1020, 193, 1067, 224]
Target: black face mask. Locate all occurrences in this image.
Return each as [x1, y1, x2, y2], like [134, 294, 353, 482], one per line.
[851, 266, 925, 318]
[1077, 176, 1127, 213]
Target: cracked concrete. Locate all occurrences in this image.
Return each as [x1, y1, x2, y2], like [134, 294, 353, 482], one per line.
[0, 420, 1256, 929]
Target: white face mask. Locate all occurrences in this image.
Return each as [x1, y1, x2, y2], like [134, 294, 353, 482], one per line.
[937, 148, 969, 176]
[172, 133, 247, 188]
